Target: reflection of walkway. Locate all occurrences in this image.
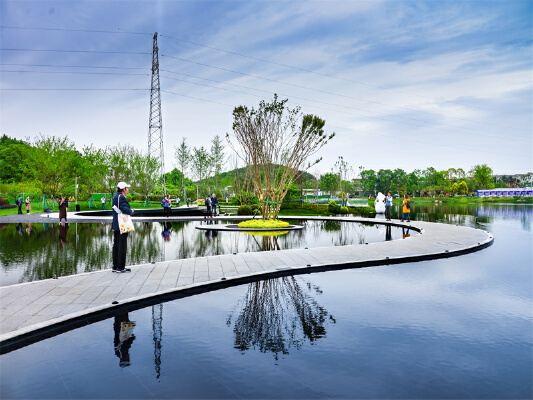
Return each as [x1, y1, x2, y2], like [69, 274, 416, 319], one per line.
[0, 217, 493, 350]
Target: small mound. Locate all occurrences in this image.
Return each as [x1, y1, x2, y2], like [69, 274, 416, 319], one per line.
[238, 219, 290, 229]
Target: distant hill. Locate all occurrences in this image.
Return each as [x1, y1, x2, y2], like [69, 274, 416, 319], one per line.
[194, 165, 316, 186]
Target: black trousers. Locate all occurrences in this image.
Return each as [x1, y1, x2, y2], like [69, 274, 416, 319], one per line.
[164, 207, 171, 217]
[113, 230, 128, 269]
[385, 205, 392, 220]
[18, 206, 22, 214]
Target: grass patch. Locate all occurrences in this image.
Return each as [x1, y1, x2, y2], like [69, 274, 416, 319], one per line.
[238, 219, 290, 229]
[242, 230, 289, 237]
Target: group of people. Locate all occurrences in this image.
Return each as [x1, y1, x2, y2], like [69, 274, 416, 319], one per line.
[161, 194, 183, 217]
[384, 192, 411, 222]
[204, 193, 218, 218]
[15, 195, 32, 215]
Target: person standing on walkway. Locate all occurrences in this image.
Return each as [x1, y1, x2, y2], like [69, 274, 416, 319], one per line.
[161, 195, 171, 217]
[211, 193, 218, 216]
[112, 182, 134, 273]
[58, 195, 68, 223]
[176, 195, 180, 207]
[25, 196, 31, 214]
[205, 195, 212, 219]
[16, 195, 23, 214]
[101, 195, 106, 210]
[167, 195, 172, 217]
[401, 193, 411, 222]
[385, 192, 393, 221]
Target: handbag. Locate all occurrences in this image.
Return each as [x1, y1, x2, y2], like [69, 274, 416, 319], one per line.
[115, 195, 135, 234]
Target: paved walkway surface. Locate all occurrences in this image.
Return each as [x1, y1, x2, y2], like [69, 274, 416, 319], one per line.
[0, 215, 493, 347]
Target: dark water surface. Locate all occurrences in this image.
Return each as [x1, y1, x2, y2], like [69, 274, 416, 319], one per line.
[0, 219, 414, 287]
[0, 205, 531, 399]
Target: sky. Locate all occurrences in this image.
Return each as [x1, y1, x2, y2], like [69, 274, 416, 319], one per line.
[1, 0, 532, 177]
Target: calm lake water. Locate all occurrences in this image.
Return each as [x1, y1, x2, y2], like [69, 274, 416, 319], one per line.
[0, 204, 531, 399]
[0, 219, 415, 287]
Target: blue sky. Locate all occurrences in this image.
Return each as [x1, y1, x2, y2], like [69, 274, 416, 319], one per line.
[1, 0, 531, 177]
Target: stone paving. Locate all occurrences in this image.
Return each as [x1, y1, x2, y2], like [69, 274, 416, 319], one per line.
[0, 215, 493, 347]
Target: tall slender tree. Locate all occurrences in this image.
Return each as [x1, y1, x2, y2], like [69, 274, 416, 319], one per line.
[174, 137, 191, 198]
[210, 134, 226, 193]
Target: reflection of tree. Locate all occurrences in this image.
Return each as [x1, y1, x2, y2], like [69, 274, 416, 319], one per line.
[227, 277, 334, 359]
[0, 222, 162, 283]
[242, 231, 289, 251]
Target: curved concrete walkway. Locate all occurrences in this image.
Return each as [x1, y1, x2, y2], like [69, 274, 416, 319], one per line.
[0, 215, 493, 352]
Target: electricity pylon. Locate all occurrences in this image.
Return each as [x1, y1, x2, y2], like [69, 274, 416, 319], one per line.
[148, 32, 165, 194]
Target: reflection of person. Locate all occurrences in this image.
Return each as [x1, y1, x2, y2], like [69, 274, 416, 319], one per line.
[401, 193, 411, 222]
[16, 223, 23, 236]
[211, 193, 218, 216]
[204, 229, 212, 240]
[16, 196, 23, 214]
[59, 222, 69, 248]
[112, 182, 134, 273]
[385, 192, 393, 221]
[25, 223, 32, 235]
[25, 196, 31, 214]
[161, 222, 171, 241]
[385, 225, 392, 241]
[402, 227, 410, 238]
[101, 195, 106, 210]
[58, 196, 68, 223]
[113, 310, 136, 368]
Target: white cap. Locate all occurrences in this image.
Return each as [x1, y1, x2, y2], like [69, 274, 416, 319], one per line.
[117, 182, 131, 190]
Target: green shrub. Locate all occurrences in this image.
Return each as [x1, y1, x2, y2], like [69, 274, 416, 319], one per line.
[251, 203, 261, 212]
[328, 200, 341, 214]
[340, 206, 349, 214]
[238, 219, 289, 228]
[126, 194, 133, 202]
[237, 205, 253, 215]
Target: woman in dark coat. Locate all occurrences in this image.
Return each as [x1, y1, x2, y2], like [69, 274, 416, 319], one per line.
[58, 196, 68, 222]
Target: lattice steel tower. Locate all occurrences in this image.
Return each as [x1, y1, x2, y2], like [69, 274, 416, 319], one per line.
[148, 32, 165, 194]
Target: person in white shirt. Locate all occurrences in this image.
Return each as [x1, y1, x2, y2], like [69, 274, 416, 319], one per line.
[385, 192, 393, 221]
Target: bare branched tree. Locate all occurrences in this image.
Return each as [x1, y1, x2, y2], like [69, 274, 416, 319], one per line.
[227, 95, 335, 219]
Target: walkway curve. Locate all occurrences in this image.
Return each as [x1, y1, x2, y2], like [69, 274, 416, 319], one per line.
[0, 216, 493, 353]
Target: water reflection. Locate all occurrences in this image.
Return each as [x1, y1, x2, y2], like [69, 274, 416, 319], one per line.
[113, 310, 136, 368]
[227, 277, 335, 360]
[1, 220, 413, 286]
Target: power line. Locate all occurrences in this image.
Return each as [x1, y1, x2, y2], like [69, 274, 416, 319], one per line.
[2, 88, 149, 91]
[159, 70, 530, 141]
[2, 48, 529, 133]
[4, 62, 526, 140]
[160, 74, 529, 143]
[1, 63, 150, 70]
[0, 25, 152, 35]
[1, 70, 149, 76]
[160, 53, 531, 133]
[0, 26, 522, 117]
[1, 64, 529, 141]
[328, 124, 531, 160]
[0, 48, 150, 55]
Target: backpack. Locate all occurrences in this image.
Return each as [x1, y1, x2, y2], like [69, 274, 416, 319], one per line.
[406, 200, 411, 209]
[205, 197, 212, 207]
[161, 199, 166, 207]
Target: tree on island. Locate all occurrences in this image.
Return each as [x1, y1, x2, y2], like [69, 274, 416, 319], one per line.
[227, 95, 335, 219]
